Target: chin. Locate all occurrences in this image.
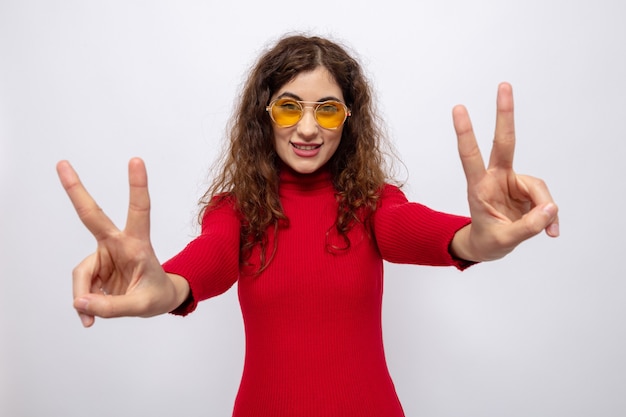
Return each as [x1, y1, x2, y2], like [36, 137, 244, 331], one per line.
[284, 160, 326, 175]
[291, 165, 321, 174]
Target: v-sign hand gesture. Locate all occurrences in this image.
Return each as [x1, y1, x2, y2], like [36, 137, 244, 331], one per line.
[57, 158, 189, 327]
[450, 83, 559, 262]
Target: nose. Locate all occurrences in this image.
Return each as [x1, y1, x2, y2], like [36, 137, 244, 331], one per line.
[296, 106, 319, 139]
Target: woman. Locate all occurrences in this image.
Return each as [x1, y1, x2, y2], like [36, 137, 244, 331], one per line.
[57, 35, 559, 416]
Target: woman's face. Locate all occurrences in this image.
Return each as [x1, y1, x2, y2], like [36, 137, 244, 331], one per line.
[270, 66, 345, 174]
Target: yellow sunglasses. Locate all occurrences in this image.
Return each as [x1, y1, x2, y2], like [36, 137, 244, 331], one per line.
[266, 98, 351, 130]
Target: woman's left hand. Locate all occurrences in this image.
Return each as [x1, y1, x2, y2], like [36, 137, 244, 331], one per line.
[450, 82, 559, 262]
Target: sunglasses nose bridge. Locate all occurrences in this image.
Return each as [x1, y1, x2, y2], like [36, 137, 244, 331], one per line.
[296, 102, 319, 123]
[299, 102, 318, 114]
[299, 102, 317, 110]
[297, 104, 319, 132]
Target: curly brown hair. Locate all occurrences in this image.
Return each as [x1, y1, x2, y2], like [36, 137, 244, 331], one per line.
[201, 34, 395, 272]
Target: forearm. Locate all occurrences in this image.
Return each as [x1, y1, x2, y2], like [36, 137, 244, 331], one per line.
[374, 186, 474, 267]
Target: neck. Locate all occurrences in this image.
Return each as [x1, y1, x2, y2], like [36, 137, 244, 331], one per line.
[278, 162, 334, 192]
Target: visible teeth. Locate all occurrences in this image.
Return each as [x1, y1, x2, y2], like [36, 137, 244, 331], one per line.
[293, 143, 320, 150]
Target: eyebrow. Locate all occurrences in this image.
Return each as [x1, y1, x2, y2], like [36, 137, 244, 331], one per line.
[276, 92, 344, 103]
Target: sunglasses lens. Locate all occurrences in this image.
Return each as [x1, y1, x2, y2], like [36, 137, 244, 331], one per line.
[315, 101, 346, 129]
[270, 99, 303, 127]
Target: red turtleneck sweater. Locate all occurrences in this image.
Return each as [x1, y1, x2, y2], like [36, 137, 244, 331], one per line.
[162, 167, 472, 417]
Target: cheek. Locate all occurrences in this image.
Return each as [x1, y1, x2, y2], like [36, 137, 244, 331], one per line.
[327, 131, 343, 154]
[272, 127, 291, 147]
[272, 128, 295, 162]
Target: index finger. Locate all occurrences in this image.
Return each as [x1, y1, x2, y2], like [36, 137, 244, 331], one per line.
[488, 82, 516, 170]
[56, 160, 118, 240]
[124, 157, 151, 239]
[453, 104, 487, 186]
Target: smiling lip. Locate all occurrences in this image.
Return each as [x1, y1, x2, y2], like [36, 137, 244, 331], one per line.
[291, 142, 322, 157]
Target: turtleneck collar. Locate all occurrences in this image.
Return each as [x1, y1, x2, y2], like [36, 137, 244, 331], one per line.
[278, 162, 335, 193]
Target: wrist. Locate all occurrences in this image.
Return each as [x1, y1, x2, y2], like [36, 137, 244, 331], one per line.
[167, 273, 190, 312]
[450, 224, 481, 262]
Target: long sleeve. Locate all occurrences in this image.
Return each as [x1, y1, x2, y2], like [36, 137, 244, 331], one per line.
[162, 197, 241, 315]
[372, 184, 473, 269]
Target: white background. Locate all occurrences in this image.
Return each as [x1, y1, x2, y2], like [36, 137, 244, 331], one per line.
[1, 1, 625, 416]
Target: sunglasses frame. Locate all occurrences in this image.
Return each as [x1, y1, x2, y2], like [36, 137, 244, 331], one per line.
[266, 98, 351, 130]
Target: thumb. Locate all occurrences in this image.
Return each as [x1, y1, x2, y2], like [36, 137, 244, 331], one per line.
[74, 293, 149, 322]
[515, 202, 559, 242]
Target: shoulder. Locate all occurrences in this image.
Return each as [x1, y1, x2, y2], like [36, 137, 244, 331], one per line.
[200, 193, 241, 232]
[378, 183, 409, 207]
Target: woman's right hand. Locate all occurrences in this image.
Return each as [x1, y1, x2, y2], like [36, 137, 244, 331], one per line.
[57, 158, 189, 327]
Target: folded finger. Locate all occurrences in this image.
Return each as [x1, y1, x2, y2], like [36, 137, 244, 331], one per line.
[71, 253, 99, 327]
[72, 253, 99, 300]
[511, 175, 560, 240]
[515, 175, 556, 212]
